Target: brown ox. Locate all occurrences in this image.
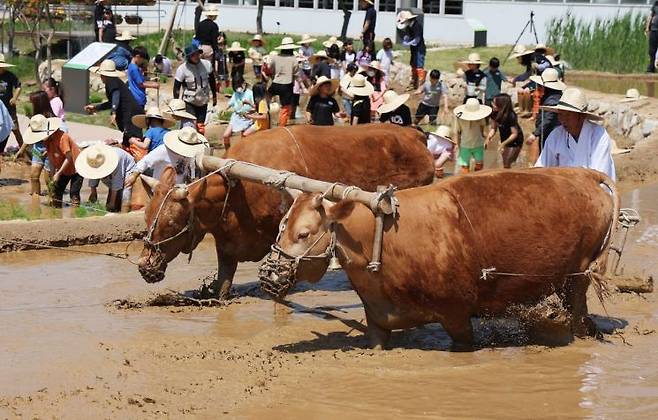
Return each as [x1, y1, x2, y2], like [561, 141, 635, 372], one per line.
[137, 124, 434, 298]
[262, 168, 619, 349]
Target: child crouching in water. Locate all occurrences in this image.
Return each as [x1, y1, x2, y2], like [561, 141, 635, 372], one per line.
[426, 125, 456, 178]
[485, 93, 524, 168]
[453, 98, 492, 173]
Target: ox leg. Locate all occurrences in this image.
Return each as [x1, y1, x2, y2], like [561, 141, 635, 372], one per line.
[564, 276, 597, 338]
[365, 310, 391, 350]
[211, 252, 238, 300]
[442, 311, 474, 352]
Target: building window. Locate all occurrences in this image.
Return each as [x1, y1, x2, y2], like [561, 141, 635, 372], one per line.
[263, 0, 275, 5]
[423, 0, 441, 15]
[444, 0, 463, 15]
[280, 0, 294, 6]
[299, 0, 314, 7]
[318, 0, 334, 8]
[222, 0, 240, 5]
[379, 0, 396, 12]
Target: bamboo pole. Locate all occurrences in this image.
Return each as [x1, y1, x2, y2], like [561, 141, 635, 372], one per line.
[158, 0, 181, 56]
[198, 156, 397, 215]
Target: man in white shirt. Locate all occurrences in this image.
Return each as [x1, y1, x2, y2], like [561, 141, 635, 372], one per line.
[535, 88, 616, 181]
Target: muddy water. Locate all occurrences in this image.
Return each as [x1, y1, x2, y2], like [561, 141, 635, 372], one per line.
[569, 75, 658, 99]
[1, 185, 657, 418]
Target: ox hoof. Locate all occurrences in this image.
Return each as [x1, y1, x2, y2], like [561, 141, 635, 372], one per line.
[366, 328, 391, 350]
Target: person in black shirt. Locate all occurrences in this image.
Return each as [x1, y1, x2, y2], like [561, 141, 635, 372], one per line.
[377, 90, 412, 126]
[311, 51, 332, 81]
[99, 8, 117, 44]
[227, 42, 246, 87]
[306, 76, 341, 126]
[346, 74, 374, 125]
[0, 57, 24, 154]
[360, 0, 377, 48]
[94, 0, 109, 42]
[196, 5, 220, 70]
[485, 93, 524, 168]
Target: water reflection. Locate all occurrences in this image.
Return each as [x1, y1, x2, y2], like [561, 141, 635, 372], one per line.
[569, 76, 658, 98]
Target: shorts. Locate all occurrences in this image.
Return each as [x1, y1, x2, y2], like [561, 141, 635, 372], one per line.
[415, 103, 439, 123]
[458, 146, 484, 167]
[31, 141, 51, 169]
[269, 82, 294, 106]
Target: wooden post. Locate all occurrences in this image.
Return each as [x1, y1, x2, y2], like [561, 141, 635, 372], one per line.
[198, 156, 397, 215]
[158, 0, 181, 56]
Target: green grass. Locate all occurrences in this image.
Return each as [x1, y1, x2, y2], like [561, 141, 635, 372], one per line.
[400, 45, 520, 77]
[547, 12, 647, 74]
[65, 109, 113, 126]
[0, 200, 31, 221]
[73, 201, 107, 218]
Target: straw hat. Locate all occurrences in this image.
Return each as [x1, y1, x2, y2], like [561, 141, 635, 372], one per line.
[75, 143, 120, 180]
[396, 10, 417, 30]
[460, 53, 483, 65]
[203, 4, 220, 16]
[545, 55, 560, 66]
[322, 36, 343, 49]
[377, 90, 410, 114]
[163, 98, 197, 121]
[366, 60, 384, 73]
[115, 30, 137, 41]
[299, 34, 317, 44]
[164, 126, 209, 157]
[23, 114, 62, 145]
[529, 68, 566, 91]
[620, 88, 647, 103]
[227, 41, 246, 52]
[310, 50, 333, 64]
[89, 59, 124, 78]
[453, 98, 492, 121]
[132, 106, 176, 129]
[429, 125, 456, 144]
[309, 76, 339, 97]
[0, 53, 14, 68]
[275, 37, 299, 50]
[251, 34, 265, 43]
[346, 73, 374, 97]
[510, 44, 534, 59]
[534, 43, 556, 55]
[539, 87, 602, 121]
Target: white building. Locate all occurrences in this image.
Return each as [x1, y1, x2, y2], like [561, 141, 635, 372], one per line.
[123, 0, 651, 45]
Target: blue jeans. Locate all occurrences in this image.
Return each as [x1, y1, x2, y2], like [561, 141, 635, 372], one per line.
[342, 98, 352, 117]
[410, 45, 426, 69]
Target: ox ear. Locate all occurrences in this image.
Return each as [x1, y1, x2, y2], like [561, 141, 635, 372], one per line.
[140, 175, 159, 198]
[326, 200, 356, 221]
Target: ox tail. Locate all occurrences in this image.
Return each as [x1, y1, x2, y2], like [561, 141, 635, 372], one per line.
[588, 173, 621, 306]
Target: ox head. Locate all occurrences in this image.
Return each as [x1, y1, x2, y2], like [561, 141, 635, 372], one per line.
[138, 167, 209, 283]
[258, 190, 356, 298]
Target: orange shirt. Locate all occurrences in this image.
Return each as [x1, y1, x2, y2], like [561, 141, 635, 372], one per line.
[46, 130, 80, 176]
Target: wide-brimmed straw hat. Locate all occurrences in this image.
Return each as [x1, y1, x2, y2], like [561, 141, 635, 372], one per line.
[164, 126, 209, 157]
[396, 10, 417, 30]
[377, 90, 410, 114]
[534, 43, 556, 55]
[0, 53, 14, 68]
[453, 98, 492, 121]
[510, 44, 534, 59]
[75, 143, 119, 180]
[115, 30, 137, 41]
[346, 73, 374, 97]
[460, 53, 484, 65]
[310, 50, 333, 64]
[203, 4, 220, 16]
[23, 114, 62, 145]
[429, 125, 456, 145]
[132, 106, 176, 129]
[163, 99, 197, 121]
[322, 36, 343, 49]
[275, 37, 299, 50]
[540, 87, 602, 121]
[299, 34, 317, 44]
[89, 59, 124, 78]
[227, 41, 246, 52]
[529, 68, 566, 91]
[309, 76, 339, 97]
[366, 60, 384, 73]
[620, 88, 647, 103]
[251, 34, 265, 43]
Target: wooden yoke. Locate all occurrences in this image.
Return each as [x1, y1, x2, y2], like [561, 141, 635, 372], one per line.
[198, 156, 399, 217]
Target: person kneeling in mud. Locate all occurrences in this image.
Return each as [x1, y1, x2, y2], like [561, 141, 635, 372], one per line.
[426, 125, 456, 178]
[75, 143, 136, 213]
[23, 114, 81, 208]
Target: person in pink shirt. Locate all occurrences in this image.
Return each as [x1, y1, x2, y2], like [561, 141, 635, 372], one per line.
[43, 78, 65, 122]
[365, 60, 386, 116]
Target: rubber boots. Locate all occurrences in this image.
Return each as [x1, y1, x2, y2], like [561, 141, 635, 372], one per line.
[279, 105, 292, 127]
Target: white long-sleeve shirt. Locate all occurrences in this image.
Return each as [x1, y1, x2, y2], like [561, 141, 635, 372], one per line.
[535, 120, 616, 181]
[131, 144, 196, 184]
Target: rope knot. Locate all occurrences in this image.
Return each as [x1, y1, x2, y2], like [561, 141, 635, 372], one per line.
[480, 267, 497, 281]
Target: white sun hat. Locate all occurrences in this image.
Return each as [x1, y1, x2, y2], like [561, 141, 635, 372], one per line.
[162, 98, 197, 121]
[346, 73, 374, 97]
[0, 53, 15, 68]
[203, 4, 220, 16]
[88, 59, 124, 78]
[430, 125, 456, 144]
[75, 143, 120, 180]
[275, 37, 299, 50]
[396, 10, 417, 30]
[115, 30, 137, 41]
[322, 36, 344, 49]
[309, 76, 339, 97]
[23, 114, 62, 145]
[227, 41, 246, 52]
[132, 106, 176, 129]
[299, 34, 317, 44]
[540, 87, 603, 121]
[377, 90, 410, 114]
[620, 88, 647, 103]
[459, 52, 484, 65]
[164, 126, 209, 157]
[453, 98, 493, 121]
[510, 44, 534, 59]
[529, 68, 566, 91]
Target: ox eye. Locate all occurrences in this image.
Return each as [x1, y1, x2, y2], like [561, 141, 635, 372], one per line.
[297, 231, 310, 240]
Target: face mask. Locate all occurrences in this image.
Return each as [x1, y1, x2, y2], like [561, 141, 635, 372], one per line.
[236, 87, 244, 93]
[367, 70, 375, 77]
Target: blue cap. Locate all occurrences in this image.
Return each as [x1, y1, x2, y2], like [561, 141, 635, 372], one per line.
[184, 45, 202, 57]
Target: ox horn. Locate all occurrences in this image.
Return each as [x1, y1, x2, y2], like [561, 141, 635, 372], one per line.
[140, 175, 160, 190]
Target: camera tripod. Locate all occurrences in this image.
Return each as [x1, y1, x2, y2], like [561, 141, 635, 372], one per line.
[503, 11, 540, 65]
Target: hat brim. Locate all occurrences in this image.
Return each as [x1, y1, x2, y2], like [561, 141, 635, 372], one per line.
[75, 144, 120, 180]
[459, 60, 483, 65]
[309, 79, 339, 97]
[163, 130, 209, 158]
[377, 93, 410, 114]
[132, 114, 177, 129]
[510, 50, 534, 59]
[529, 75, 566, 91]
[23, 117, 62, 145]
[227, 47, 246, 52]
[89, 66, 124, 78]
[310, 55, 334, 64]
[322, 40, 344, 49]
[619, 96, 647, 103]
[163, 107, 197, 121]
[115, 36, 136, 41]
[347, 84, 375, 97]
[0, 62, 15, 68]
[453, 104, 492, 121]
[275, 44, 299, 50]
[539, 105, 603, 121]
[429, 132, 457, 145]
[300, 38, 317, 44]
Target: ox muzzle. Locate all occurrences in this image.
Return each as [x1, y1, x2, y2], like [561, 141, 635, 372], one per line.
[138, 245, 168, 283]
